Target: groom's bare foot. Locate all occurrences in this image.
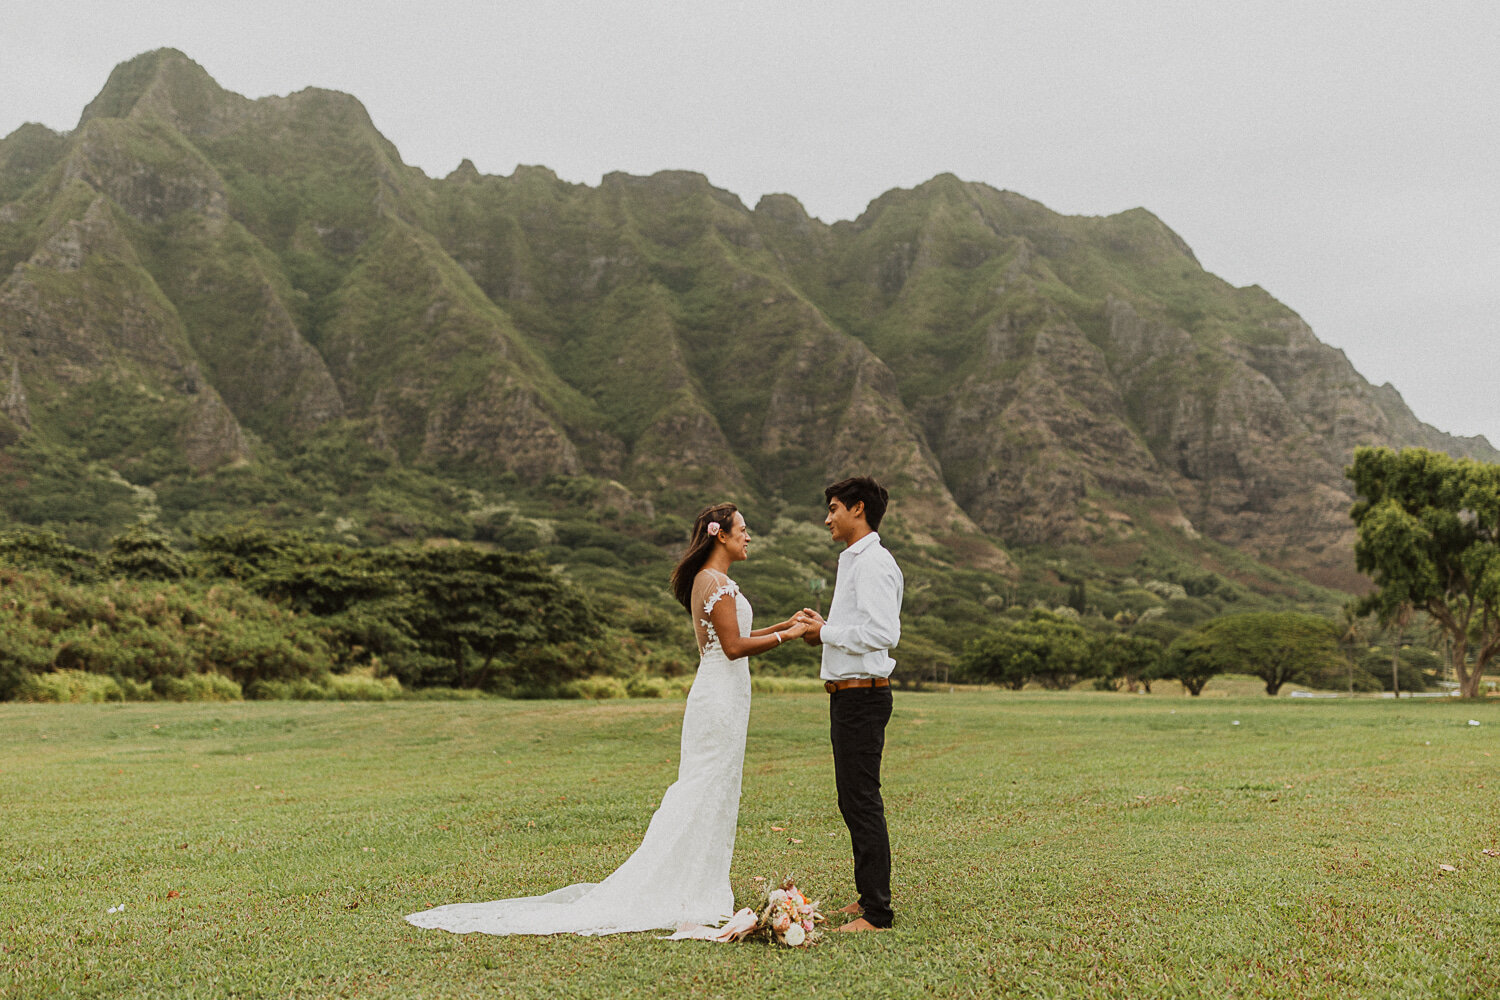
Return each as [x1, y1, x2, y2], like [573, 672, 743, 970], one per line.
[835, 917, 887, 933]
[837, 902, 862, 915]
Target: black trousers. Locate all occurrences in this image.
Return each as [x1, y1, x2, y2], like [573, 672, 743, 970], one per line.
[830, 686, 893, 927]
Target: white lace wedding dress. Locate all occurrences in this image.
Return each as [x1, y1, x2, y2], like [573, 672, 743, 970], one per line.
[405, 571, 752, 936]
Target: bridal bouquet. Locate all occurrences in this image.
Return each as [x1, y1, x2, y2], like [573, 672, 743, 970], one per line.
[758, 876, 824, 947]
[663, 876, 824, 947]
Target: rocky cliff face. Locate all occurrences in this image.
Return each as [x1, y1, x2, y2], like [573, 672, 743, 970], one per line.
[0, 49, 1491, 584]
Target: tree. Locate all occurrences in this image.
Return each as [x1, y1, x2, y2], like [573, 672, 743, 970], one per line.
[1348, 446, 1500, 698]
[960, 628, 1038, 690]
[104, 524, 187, 581]
[0, 528, 100, 581]
[1182, 612, 1342, 696]
[1161, 630, 1224, 696]
[961, 611, 1100, 690]
[1357, 646, 1436, 693]
[192, 529, 600, 691]
[379, 547, 599, 690]
[1097, 633, 1165, 693]
[1383, 602, 1414, 696]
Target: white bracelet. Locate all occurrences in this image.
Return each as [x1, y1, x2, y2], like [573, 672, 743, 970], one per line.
[775, 632, 783, 645]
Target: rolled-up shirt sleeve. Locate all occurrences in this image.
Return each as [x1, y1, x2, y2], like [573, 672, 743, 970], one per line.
[820, 559, 902, 654]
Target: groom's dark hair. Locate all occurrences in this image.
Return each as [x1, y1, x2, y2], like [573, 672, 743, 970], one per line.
[824, 477, 889, 531]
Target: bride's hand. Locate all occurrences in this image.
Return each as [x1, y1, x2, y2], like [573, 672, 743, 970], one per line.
[780, 619, 809, 640]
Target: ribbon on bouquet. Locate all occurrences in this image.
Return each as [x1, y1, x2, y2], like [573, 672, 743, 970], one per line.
[661, 907, 758, 942]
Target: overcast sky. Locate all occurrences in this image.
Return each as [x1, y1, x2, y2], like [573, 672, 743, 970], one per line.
[4, 1, 1496, 443]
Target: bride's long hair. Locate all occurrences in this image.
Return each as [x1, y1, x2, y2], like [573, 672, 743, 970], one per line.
[670, 503, 738, 611]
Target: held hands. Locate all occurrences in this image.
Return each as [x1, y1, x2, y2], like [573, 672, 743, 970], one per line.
[794, 608, 825, 645]
[778, 618, 810, 641]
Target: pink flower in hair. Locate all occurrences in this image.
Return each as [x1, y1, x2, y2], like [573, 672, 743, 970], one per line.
[706, 521, 721, 536]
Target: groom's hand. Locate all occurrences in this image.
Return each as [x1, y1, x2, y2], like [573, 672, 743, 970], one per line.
[796, 608, 825, 645]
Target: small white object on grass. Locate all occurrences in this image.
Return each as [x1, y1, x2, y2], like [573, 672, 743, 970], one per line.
[1469, 720, 1481, 726]
[1232, 721, 1240, 726]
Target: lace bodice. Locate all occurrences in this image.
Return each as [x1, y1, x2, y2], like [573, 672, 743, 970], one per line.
[692, 570, 752, 656]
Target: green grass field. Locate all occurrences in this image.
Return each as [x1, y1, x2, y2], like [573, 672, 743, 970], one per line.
[4, 693, 1498, 999]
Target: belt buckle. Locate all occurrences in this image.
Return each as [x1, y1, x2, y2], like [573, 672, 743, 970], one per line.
[824, 680, 838, 694]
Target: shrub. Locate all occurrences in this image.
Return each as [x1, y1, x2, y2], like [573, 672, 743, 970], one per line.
[403, 686, 489, 701]
[152, 672, 243, 702]
[16, 669, 125, 703]
[324, 670, 402, 700]
[567, 676, 629, 700]
[749, 676, 828, 694]
[245, 677, 329, 700]
[625, 673, 672, 699]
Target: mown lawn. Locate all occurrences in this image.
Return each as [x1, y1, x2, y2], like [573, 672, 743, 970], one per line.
[3, 693, 1498, 999]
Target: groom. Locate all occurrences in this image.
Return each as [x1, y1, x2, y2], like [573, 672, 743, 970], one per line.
[797, 476, 904, 933]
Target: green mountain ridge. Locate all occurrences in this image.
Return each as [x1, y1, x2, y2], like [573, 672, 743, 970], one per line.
[1, 49, 1493, 595]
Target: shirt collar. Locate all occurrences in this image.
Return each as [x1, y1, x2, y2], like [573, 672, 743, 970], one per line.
[841, 531, 881, 560]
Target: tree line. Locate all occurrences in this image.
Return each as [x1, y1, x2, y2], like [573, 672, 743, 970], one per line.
[960, 446, 1500, 698]
[0, 525, 606, 701]
[955, 607, 1433, 696]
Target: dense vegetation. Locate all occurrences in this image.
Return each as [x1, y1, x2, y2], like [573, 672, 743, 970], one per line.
[0, 522, 609, 702]
[0, 476, 1450, 702]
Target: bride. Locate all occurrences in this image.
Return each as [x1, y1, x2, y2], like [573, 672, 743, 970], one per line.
[405, 502, 808, 936]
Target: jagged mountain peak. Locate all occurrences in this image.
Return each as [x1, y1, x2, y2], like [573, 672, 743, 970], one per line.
[753, 192, 813, 222]
[77, 49, 234, 133]
[446, 158, 481, 183]
[2, 50, 1494, 590]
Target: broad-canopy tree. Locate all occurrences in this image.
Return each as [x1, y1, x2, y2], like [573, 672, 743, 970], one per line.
[1161, 629, 1224, 696]
[961, 610, 1100, 690]
[1172, 612, 1340, 696]
[1097, 633, 1166, 693]
[1348, 446, 1500, 698]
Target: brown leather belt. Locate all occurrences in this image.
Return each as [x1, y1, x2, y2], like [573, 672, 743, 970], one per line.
[825, 677, 891, 694]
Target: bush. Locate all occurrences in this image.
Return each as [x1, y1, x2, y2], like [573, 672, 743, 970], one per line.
[324, 670, 402, 700]
[245, 677, 330, 700]
[152, 672, 243, 702]
[196, 619, 328, 686]
[749, 676, 828, 694]
[625, 673, 685, 699]
[15, 670, 125, 703]
[568, 676, 629, 700]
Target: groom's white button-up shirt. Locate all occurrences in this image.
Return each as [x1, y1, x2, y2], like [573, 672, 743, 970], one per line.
[820, 531, 904, 681]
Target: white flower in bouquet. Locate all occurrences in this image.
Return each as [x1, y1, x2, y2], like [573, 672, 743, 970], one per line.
[783, 924, 806, 946]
